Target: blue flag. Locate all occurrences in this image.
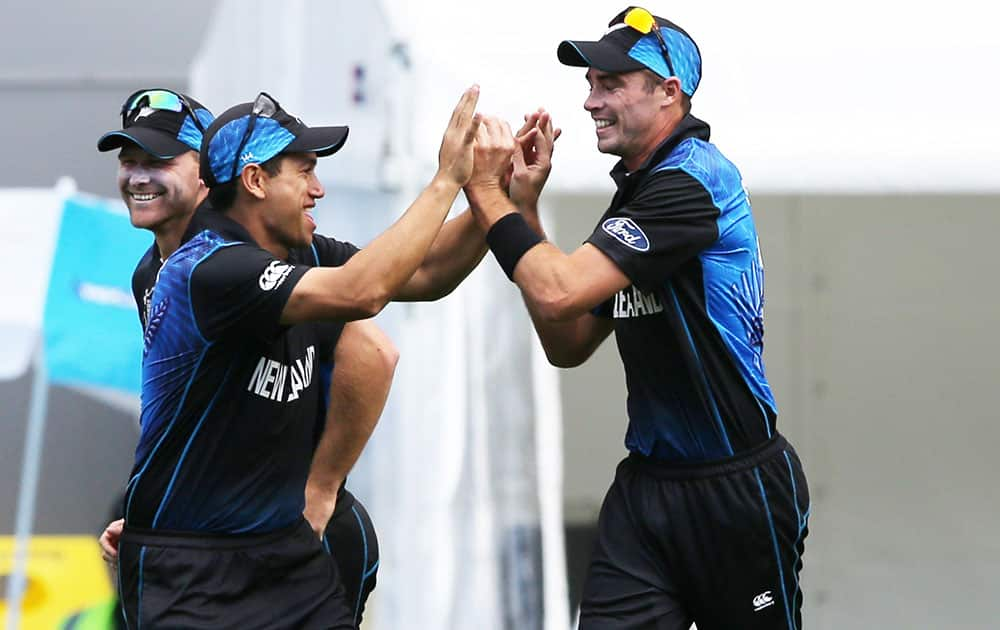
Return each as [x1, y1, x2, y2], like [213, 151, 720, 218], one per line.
[42, 196, 149, 394]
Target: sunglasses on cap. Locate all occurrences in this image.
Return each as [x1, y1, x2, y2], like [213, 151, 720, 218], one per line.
[623, 6, 676, 78]
[120, 89, 207, 134]
[230, 92, 280, 182]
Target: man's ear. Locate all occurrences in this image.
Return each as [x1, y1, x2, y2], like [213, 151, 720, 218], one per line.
[661, 77, 683, 108]
[241, 163, 268, 200]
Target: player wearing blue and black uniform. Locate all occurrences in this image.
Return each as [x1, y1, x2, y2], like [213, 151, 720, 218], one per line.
[111, 87, 484, 628]
[129, 209, 381, 625]
[466, 7, 809, 629]
[122, 207, 355, 624]
[97, 89, 389, 627]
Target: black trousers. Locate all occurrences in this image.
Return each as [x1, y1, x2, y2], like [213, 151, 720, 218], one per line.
[118, 518, 354, 630]
[323, 491, 378, 628]
[580, 434, 810, 630]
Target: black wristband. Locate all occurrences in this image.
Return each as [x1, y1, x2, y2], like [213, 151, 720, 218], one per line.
[485, 213, 543, 280]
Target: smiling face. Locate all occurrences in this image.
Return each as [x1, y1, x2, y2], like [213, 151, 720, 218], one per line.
[117, 145, 204, 235]
[258, 152, 324, 253]
[584, 68, 674, 170]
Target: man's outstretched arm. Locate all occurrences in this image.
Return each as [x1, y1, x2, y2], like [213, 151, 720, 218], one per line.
[394, 209, 488, 302]
[282, 86, 481, 323]
[394, 113, 557, 302]
[303, 320, 398, 537]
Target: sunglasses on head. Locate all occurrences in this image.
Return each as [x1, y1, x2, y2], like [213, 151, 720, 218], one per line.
[623, 7, 676, 78]
[230, 92, 280, 182]
[121, 89, 206, 134]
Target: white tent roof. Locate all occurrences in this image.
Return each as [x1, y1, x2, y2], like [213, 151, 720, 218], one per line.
[192, 0, 998, 194]
[385, 0, 998, 193]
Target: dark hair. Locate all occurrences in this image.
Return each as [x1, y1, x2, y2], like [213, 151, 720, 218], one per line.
[642, 70, 692, 114]
[642, 70, 662, 93]
[207, 154, 285, 212]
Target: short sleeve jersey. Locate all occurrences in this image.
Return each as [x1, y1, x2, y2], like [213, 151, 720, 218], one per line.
[126, 207, 359, 533]
[587, 115, 777, 462]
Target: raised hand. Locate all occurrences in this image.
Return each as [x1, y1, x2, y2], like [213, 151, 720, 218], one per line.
[467, 115, 517, 192]
[511, 108, 561, 211]
[437, 86, 482, 187]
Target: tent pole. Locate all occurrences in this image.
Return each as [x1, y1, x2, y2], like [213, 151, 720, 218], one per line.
[5, 342, 49, 630]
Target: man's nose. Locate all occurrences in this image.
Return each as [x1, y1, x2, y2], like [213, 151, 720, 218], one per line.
[129, 168, 151, 186]
[311, 179, 325, 200]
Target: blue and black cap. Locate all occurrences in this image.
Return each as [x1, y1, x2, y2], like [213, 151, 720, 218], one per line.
[200, 92, 349, 189]
[98, 88, 214, 158]
[558, 6, 702, 96]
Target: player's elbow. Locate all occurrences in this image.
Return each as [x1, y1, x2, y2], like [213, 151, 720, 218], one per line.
[376, 335, 400, 375]
[348, 282, 393, 319]
[534, 292, 584, 323]
[423, 277, 460, 301]
[543, 346, 589, 368]
[355, 295, 389, 319]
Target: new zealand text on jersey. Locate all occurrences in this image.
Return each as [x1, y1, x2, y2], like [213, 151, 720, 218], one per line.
[247, 345, 316, 402]
[613, 286, 665, 318]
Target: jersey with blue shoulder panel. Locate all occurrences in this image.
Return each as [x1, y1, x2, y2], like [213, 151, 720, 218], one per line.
[126, 205, 359, 533]
[131, 203, 357, 334]
[588, 114, 776, 462]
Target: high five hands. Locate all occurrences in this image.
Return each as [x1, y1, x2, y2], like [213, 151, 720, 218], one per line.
[511, 109, 561, 212]
[464, 107, 561, 226]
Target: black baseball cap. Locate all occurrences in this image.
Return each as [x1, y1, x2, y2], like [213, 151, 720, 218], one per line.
[558, 6, 702, 96]
[98, 88, 214, 158]
[200, 92, 349, 188]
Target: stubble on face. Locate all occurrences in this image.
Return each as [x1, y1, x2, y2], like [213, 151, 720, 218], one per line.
[259, 153, 322, 254]
[584, 69, 664, 167]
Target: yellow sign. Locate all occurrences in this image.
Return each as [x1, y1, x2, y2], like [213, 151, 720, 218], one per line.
[0, 536, 113, 629]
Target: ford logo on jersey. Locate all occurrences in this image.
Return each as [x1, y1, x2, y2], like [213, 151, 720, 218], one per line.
[602, 217, 650, 252]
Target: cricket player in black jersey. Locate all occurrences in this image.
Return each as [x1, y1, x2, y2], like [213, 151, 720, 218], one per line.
[110, 86, 482, 628]
[92, 88, 462, 627]
[466, 7, 810, 630]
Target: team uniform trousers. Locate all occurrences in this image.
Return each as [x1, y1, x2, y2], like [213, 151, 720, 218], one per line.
[323, 489, 379, 628]
[118, 518, 354, 630]
[580, 433, 810, 630]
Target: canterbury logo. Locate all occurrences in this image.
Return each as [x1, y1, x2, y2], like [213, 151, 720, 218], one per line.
[240, 151, 256, 164]
[752, 591, 775, 612]
[259, 260, 294, 291]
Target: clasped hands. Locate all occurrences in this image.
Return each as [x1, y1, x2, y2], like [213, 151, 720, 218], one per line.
[465, 109, 561, 228]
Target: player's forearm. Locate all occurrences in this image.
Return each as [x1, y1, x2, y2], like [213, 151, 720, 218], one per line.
[396, 209, 488, 301]
[306, 326, 398, 491]
[512, 242, 598, 321]
[466, 185, 582, 319]
[284, 176, 462, 322]
[344, 175, 462, 309]
[518, 203, 548, 239]
[523, 298, 611, 367]
[306, 415, 374, 494]
[466, 181, 518, 232]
